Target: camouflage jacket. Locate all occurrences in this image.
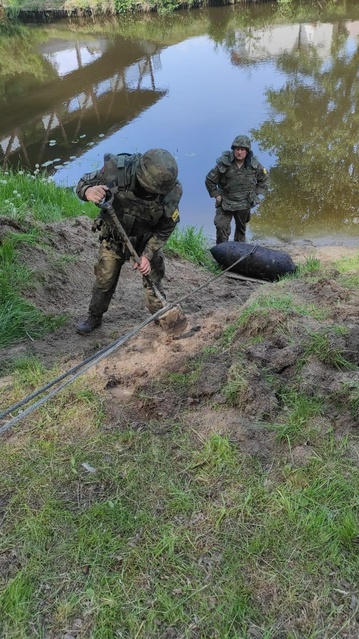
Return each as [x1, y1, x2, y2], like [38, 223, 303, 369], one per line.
[205, 150, 268, 212]
[76, 152, 182, 261]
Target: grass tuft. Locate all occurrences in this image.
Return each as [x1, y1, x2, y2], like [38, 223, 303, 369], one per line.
[335, 251, 359, 288]
[223, 360, 248, 407]
[302, 328, 355, 370]
[269, 388, 323, 444]
[334, 380, 359, 419]
[221, 289, 328, 346]
[334, 251, 359, 274]
[296, 254, 321, 275]
[0, 167, 94, 223]
[166, 225, 218, 270]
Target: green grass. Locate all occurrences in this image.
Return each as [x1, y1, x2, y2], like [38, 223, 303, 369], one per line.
[296, 254, 321, 275]
[221, 289, 328, 347]
[1, 369, 358, 639]
[335, 251, 359, 274]
[269, 388, 324, 444]
[335, 251, 359, 288]
[166, 225, 218, 271]
[0, 167, 94, 223]
[302, 328, 355, 370]
[241, 291, 328, 326]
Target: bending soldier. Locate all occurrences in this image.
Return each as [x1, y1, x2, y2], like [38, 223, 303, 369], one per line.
[76, 148, 182, 335]
[205, 135, 268, 244]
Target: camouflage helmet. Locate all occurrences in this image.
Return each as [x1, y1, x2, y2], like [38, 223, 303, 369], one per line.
[231, 135, 251, 151]
[136, 148, 178, 194]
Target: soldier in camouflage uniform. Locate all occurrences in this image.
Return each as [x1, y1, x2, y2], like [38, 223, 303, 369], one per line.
[205, 135, 268, 244]
[76, 148, 182, 335]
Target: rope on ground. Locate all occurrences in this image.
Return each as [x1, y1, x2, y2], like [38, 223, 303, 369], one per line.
[0, 246, 259, 435]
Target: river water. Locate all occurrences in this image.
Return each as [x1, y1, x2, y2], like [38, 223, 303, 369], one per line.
[2, 1, 359, 245]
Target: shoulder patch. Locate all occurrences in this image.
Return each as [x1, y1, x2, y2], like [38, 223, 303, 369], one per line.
[171, 208, 179, 222]
[263, 168, 267, 174]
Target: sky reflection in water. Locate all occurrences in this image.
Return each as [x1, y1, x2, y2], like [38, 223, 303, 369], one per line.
[2, 6, 359, 245]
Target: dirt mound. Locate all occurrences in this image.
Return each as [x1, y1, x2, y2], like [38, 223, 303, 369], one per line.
[1, 216, 358, 463]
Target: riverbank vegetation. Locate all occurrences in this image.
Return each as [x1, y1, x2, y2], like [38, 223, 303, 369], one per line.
[0, 169, 359, 637]
[0, 0, 353, 20]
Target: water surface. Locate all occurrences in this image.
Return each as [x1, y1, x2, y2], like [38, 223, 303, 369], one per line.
[2, 1, 359, 245]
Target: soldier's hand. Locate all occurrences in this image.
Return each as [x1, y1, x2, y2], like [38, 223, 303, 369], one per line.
[85, 185, 109, 204]
[215, 195, 222, 207]
[134, 256, 151, 276]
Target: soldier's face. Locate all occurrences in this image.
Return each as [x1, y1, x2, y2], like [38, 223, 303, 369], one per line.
[233, 147, 248, 161]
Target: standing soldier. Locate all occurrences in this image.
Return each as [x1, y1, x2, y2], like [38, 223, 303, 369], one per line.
[205, 134, 268, 244]
[76, 148, 182, 335]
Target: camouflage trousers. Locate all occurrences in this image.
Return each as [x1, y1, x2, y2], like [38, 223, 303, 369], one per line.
[214, 206, 251, 244]
[88, 239, 165, 316]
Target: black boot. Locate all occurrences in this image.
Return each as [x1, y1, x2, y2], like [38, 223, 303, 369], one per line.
[76, 314, 103, 335]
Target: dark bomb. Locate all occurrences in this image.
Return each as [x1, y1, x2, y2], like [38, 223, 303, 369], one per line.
[211, 241, 297, 282]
